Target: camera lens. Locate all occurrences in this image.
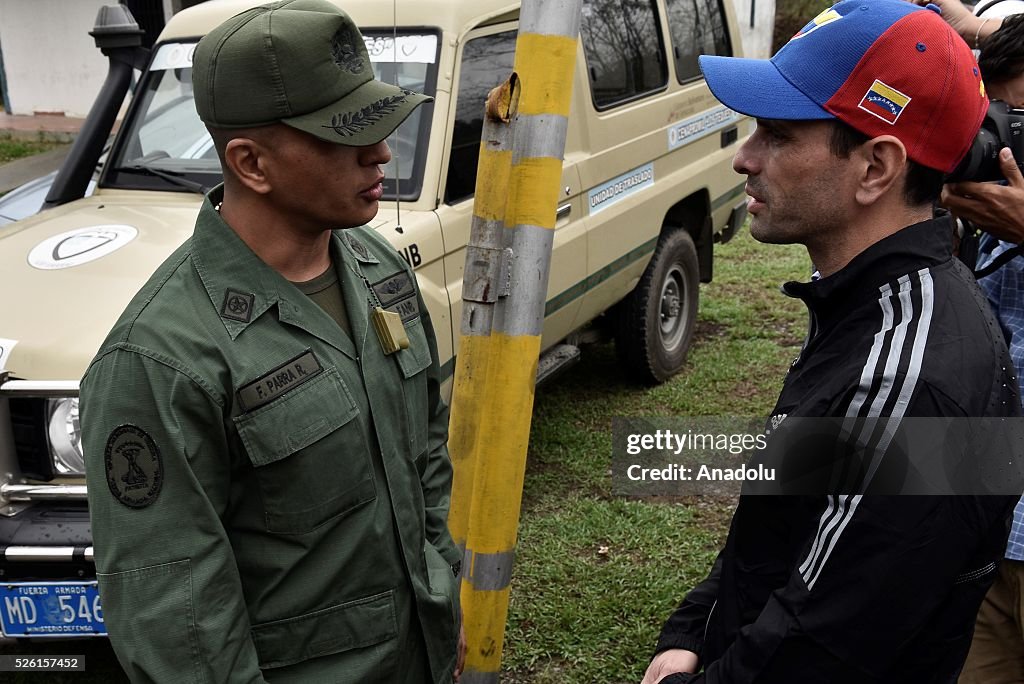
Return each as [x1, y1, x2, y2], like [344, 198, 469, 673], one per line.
[948, 127, 1003, 183]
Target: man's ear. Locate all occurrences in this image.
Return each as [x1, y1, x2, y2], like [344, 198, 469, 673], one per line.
[854, 135, 907, 206]
[223, 137, 273, 195]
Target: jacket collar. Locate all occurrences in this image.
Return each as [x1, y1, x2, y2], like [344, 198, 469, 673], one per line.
[190, 186, 381, 359]
[781, 215, 955, 323]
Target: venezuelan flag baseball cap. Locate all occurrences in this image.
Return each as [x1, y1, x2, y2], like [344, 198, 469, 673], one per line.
[699, 0, 988, 173]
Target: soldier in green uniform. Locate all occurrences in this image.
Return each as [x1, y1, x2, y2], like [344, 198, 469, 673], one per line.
[79, 1, 463, 681]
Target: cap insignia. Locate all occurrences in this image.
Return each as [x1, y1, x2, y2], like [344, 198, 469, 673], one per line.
[331, 26, 365, 75]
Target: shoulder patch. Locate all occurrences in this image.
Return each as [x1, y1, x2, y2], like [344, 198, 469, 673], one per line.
[221, 289, 255, 323]
[104, 425, 164, 509]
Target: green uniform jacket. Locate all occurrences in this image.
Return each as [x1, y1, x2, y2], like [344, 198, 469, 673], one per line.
[80, 189, 460, 683]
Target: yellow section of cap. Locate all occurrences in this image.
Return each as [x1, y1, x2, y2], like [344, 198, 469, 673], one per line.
[513, 33, 577, 117]
[472, 146, 514, 222]
[811, 7, 841, 28]
[506, 157, 563, 230]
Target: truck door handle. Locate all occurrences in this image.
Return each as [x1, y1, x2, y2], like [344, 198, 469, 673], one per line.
[556, 203, 572, 220]
[721, 126, 738, 148]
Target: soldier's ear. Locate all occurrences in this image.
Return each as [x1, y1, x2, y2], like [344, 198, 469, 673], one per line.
[223, 137, 272, 195]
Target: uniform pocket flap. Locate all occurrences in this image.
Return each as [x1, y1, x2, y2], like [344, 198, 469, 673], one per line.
[97, 559, 203, 682]
[250, 590, 398, 669]
[395, 317, 432, 379]
[234, 368, 357, 468]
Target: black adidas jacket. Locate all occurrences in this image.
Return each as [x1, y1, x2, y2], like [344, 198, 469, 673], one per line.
[654, 218, 1021, 683]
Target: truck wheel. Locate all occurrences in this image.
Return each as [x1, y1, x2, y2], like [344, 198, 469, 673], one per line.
[616, 229, 699, 384]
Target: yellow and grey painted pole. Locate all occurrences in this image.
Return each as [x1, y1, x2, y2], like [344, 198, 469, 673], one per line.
[448, 1, 582, 681]
[447, 75, 519, 568]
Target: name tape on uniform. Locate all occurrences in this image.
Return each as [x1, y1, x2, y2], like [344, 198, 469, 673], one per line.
[237, 350, 324, 412]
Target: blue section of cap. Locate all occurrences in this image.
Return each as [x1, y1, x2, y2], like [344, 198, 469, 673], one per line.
[699, 0, 923, 121]
[773, 0, 920, 109]
[698, 55, 833, 120]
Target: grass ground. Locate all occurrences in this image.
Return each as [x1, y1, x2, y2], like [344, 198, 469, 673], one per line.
[0, 134, 67, 165]
[502, 228, 809, 683]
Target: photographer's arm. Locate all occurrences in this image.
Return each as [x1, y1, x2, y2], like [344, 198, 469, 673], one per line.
[943, 148, 1024, 243]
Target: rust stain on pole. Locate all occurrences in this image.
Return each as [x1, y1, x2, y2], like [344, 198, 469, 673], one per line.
[485, 72, 519, 123]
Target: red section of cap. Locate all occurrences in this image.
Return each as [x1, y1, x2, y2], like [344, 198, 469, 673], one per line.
[824, 10, 987, 173]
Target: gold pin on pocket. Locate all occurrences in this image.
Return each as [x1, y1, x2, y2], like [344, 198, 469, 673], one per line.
[371, 306, 410, 355]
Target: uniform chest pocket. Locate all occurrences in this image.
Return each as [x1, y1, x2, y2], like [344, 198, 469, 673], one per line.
[234, 367, 375, 535]
[394, 316, 432, 458]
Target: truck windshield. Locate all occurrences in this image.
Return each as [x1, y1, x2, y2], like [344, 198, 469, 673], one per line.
[104, 31, 440, 201]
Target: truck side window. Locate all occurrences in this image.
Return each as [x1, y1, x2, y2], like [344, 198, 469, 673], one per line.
[444, 30, 518, 205]
[666, 0, 733, 84]
[581, 0, 668, 109]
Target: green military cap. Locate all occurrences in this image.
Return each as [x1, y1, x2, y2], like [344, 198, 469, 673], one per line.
[192, 0, 431, 146]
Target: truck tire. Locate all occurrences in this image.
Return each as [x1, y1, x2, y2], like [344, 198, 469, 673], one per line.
[616, 229, 699, 384]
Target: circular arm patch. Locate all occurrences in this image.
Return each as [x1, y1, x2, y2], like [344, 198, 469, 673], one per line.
[104, 425, 164, 508]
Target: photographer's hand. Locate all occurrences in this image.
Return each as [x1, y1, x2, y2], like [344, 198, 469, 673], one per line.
[942, 148, 1024, 243]
[910, 0, 999, 43]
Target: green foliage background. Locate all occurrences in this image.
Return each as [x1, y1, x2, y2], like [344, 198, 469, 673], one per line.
[773, 0, 837, 52]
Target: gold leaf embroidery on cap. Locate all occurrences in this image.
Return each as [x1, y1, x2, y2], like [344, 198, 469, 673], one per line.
[324, 92, 411, 137]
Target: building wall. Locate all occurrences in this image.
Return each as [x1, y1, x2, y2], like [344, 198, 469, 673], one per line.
[0, 0, 112, 117]
[732, 0, 776, 59]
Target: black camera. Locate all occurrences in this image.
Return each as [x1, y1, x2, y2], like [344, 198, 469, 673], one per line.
[947, 100, 1024, 183]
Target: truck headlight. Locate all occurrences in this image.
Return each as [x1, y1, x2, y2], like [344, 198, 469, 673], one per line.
[47, 398, 84, 475]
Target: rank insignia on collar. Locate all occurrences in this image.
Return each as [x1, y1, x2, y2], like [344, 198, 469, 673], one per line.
[221, 289, 255, 323]
[104, 425, 163, 509]
[343, 232, 375, 262]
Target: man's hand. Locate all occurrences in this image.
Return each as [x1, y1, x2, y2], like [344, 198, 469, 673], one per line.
[942, 148, 1024, 243]
[640, 648, 699, 684]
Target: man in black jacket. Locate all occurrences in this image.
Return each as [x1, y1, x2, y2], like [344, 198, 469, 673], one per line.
[642, 1, 1022, 682]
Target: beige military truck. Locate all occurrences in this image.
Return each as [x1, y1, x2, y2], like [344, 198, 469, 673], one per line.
[0, 0, 749, 638]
